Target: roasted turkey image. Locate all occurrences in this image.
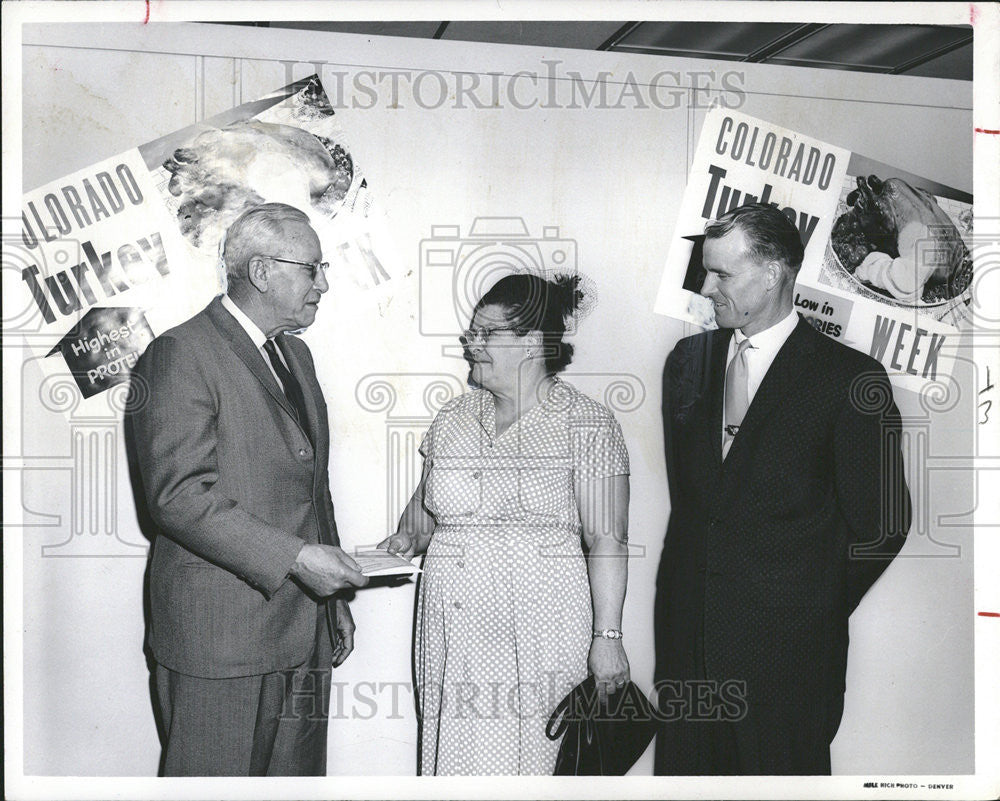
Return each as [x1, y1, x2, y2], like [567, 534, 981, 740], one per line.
[162, 120, 353, 247]
[830, 174, 971, 304]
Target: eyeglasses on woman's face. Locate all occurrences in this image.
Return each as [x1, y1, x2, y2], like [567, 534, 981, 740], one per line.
[459, 326, 521, 346]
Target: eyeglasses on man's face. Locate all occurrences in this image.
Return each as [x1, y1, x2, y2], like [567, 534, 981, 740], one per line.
[262, 255, 330, 281]
[459, 326, 520, 346]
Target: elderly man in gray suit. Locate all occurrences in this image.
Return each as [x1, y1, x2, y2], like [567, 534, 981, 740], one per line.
[129, 202, 368, 776]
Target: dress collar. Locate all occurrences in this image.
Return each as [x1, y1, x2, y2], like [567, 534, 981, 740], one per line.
[472, 377, 567, 441]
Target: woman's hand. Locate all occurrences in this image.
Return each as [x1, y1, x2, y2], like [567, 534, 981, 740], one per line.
[589, 637, 630, 705]
[381, 469, 434, 558]
[377, 532, 417, 557]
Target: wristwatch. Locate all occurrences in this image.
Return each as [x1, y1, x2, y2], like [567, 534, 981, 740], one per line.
[593, 628, 623, 640]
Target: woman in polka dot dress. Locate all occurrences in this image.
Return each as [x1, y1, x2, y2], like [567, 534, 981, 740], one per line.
[379, 274, 631, 775]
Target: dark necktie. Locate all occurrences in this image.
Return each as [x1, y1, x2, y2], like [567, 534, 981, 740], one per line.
[263, 339, 311, 440]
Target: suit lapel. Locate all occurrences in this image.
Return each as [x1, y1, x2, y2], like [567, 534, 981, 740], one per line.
[206, 297, 299, 424]
[723, 316, 814, 470]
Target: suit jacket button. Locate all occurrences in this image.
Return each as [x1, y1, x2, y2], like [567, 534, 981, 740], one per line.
[299, 448, 307, 457]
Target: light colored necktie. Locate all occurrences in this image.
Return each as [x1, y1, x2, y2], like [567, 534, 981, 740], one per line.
[723, 338, 752, 457]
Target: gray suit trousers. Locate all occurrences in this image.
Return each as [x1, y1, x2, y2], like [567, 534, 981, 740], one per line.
[155, 608, 333, 776]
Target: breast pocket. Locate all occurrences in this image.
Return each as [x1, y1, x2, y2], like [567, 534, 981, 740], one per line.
[424, 461, 483, 518]
[516, 465, 571, 519]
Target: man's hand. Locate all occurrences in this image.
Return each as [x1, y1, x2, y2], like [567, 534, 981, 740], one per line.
[289, 544, 368, 596]
[331, 598, 355, 667]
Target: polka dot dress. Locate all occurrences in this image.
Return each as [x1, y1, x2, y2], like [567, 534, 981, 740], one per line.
[415, 379, 630, 775]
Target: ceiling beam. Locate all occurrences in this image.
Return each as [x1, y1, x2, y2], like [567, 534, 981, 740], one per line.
[598, 22, 642, 51]
[610, 46, 750, 60]
[890, 33, 972, 74]
[742, 23, 829, 62]
[740, 23, 830, 62]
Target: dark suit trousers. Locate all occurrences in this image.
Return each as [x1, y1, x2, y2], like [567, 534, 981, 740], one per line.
[654, 627, 842, 776]
[654, 575, 839, 776]
[155, 608, 333, 776]
[654, 699, 838, 775]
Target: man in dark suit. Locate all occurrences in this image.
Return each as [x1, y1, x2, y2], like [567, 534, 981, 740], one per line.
[129, 203, 368, 776]
[653, 203, 912, 775]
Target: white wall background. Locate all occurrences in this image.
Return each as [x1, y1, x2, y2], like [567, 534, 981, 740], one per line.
[14, 21, 975, 777]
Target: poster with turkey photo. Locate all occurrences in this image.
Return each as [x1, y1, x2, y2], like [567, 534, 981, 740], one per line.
[139, 74, 392, 293]
[15, 74, 392, 411]
[653, 107, 851, 339]
[653, 107, 971, 395]
[795, 153, 973, 394]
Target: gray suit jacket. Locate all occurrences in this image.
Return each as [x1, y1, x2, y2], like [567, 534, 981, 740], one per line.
[130, 296, 341, 678]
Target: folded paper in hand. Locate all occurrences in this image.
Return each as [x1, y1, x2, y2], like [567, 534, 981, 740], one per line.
[354, 550, 421, 577]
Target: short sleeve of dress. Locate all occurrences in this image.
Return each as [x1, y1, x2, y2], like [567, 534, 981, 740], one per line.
[574, 407, 630, 482]
[419, 413, 440, 461]
[420, 396, 462, 462]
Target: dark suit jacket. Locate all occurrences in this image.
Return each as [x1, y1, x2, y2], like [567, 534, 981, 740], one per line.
[655, 316, 911, 718]
[130, 296, 341, 678]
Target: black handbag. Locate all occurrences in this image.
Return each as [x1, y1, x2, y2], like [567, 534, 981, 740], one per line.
[545, 675, 658, 775]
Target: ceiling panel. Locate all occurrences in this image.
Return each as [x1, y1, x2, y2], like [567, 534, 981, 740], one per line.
[902, 41, 973, 81]
[220, 21, 972, 81]
[269, 21, 445, 39]
[770, 23, 972, 71]
[613, 21, 805, 58]
[441, 21, 627, 50]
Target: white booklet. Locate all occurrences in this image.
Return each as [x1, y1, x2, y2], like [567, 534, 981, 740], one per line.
[353, 549, 421, 577]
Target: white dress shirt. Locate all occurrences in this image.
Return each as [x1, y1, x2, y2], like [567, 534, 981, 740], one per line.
[722, 308, 799, 448]
[220, 294, 289, 386]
